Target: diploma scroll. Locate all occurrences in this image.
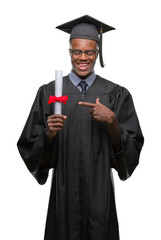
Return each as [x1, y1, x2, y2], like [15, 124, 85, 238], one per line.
[55, 70, 63, 114]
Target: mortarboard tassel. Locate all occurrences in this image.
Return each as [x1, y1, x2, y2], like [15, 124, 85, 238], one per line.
[99, 25, 105, 68]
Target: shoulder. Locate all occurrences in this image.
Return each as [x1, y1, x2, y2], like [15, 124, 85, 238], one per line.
[37, 80, 55, 97]
[96, 75, 130, 97]
[41, 81, 54, 91]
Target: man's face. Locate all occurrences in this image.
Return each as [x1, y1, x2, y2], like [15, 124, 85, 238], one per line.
[69, 38, 98, 79]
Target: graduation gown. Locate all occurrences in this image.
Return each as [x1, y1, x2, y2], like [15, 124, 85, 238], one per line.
[17, 75, 144, 240]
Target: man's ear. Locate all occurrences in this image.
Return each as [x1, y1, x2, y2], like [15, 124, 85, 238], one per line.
[69, 39, 72, 48]
[96, 51, 99, 59]
[69, 49, 71, 57]
[69, 40, 72, 57]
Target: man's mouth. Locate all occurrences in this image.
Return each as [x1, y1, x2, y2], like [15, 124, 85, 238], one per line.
[77, 63, 89, 71]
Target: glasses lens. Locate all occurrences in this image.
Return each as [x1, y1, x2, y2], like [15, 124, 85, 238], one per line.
[70, 49, 97, 56]
[85, 50, 96, 56]
[71, 50, 82, 56]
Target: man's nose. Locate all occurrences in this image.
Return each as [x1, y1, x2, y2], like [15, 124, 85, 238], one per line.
[79, 52, 88, 60]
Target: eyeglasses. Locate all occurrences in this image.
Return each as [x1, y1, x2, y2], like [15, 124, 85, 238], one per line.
[69, 49, 99, 56]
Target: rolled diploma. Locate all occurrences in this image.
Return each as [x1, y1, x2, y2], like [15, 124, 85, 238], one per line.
[55, 70, 63, 114]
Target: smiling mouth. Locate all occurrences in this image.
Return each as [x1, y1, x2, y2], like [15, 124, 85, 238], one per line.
[77, 63, 89, 71]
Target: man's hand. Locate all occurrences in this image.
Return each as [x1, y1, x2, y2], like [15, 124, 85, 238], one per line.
[46, 114, 67, 139]
[78, 98, 115, 125]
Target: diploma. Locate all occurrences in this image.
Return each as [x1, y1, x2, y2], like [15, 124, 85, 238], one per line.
[55, 70, 63, 114]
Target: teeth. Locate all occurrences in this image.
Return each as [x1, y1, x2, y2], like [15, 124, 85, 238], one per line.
[79, 64, 88, 66]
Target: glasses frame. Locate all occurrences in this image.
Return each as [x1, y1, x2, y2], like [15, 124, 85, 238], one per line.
[69, 49, 99, 57]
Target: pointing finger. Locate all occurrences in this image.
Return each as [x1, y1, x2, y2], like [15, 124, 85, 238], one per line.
[78, 102, 96, 108]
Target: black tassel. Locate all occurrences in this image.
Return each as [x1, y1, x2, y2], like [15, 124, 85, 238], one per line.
[99, 25, 105, 68]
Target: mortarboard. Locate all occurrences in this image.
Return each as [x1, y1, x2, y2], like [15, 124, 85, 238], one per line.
[56, 15, 115, 67]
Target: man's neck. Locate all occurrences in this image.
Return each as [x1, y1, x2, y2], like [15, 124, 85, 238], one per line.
[69, 70, 96, 90]
[72, 70, 94, 80]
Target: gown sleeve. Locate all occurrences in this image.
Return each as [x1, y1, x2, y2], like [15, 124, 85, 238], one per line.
[17, 85, 55, 185]
[110, 86, 144, 180]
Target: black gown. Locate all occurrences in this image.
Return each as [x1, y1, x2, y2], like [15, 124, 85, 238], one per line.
[17, 75, 144, 240]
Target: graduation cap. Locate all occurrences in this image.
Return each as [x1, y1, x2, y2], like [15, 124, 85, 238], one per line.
[56, 15, 115, 67]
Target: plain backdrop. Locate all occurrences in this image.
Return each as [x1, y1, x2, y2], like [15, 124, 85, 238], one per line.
[0, 0, 161, 239]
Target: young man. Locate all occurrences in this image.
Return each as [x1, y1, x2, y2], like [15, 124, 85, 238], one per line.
[17, 15, 144, 240]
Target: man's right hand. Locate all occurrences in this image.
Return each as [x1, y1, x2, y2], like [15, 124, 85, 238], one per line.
[46, 114, 67, 139]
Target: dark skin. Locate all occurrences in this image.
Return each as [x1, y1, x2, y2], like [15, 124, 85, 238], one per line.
[69, 38, 98, 79]
[46, 38, 121, 154]
[46, 114, 67, 145]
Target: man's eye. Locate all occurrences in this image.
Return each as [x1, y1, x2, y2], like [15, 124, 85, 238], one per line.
[72, 50, 81, 55]
[86, 50, 95, 56]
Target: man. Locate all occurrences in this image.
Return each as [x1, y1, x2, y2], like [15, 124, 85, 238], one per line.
[17, 15, 144, 240]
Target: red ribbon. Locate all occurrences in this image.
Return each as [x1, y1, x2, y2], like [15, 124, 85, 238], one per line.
[48, 95, 68, 104]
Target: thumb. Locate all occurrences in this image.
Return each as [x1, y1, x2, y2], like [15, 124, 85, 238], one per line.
[96, 98, 100, 104]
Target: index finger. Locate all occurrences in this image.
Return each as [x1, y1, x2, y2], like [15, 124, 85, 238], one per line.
[78, 101, 96, 108]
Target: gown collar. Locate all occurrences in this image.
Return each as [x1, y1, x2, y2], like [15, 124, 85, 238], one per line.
[69, 70, 96, 88]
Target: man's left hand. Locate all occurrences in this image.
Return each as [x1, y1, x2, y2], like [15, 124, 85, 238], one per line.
[78, 98, 116, 125]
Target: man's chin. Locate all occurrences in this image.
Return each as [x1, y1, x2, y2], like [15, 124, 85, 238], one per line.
[73, 69, 93, 79]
